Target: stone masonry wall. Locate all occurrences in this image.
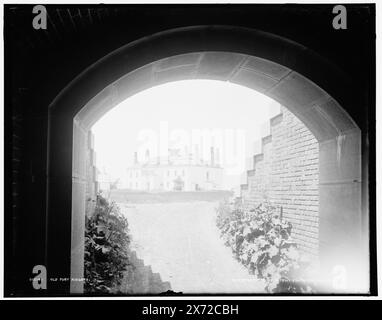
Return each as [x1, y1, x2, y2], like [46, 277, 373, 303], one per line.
[242, 106, 319, 256]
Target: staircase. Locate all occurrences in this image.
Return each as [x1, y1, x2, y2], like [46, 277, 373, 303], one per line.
[118, 250, 172, 294]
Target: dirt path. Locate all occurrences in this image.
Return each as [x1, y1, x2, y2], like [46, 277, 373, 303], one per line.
[119, 201, 265, 294]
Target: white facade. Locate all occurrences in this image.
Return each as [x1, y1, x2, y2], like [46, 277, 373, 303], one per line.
[124, 164, 223, 191]
[122, 147, 224, 191]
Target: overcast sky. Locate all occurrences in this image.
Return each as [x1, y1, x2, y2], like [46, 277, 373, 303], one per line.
[92, 79, 280, 185]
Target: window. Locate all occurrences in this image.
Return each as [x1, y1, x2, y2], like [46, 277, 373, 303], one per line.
[206, 171, 209, 181]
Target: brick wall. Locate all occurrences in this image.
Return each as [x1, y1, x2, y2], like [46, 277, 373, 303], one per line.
[242, 106, 319, 256]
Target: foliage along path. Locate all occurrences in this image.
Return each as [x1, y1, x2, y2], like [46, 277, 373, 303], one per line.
[120, 201, 265, 294]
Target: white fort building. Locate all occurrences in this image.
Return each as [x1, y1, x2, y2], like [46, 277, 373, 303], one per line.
[123, 147, 223, 191]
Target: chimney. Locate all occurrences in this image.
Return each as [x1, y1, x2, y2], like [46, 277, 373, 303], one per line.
[134, 152, 138, 165]
[145, 149, 150, 163]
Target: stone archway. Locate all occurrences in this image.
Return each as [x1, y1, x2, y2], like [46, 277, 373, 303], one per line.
[46, 26, 366, 294]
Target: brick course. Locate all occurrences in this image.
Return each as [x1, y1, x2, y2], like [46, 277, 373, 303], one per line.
[242, 106, 319, 256]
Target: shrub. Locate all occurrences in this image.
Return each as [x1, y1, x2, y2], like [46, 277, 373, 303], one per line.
[216, 201, 314, 293]
[84, 194, 131, 293]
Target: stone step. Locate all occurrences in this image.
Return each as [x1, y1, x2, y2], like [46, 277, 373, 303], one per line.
[119, 250, 172, 294]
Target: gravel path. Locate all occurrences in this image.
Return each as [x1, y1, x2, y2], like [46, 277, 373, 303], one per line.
[120, 201, 265, 294]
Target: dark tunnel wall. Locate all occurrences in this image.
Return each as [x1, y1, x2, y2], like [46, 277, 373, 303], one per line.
[4, 4, 375, 296]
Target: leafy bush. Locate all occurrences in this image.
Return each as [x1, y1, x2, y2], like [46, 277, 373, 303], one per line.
[217, 201, 314, 293]
[84, 195, 131, 293]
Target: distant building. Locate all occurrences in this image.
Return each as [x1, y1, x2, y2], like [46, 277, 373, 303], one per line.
[98, 167, 120, 191]
[123, 147, 223, 191]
